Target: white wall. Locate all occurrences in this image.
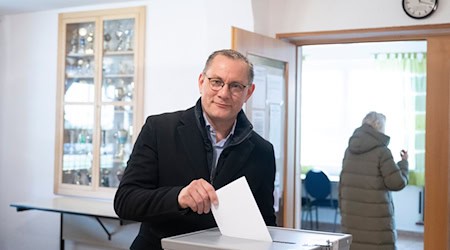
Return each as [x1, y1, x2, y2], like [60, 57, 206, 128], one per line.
[0, 1, 253, 249]
[143, 0, 254, 115]
[0, 10, 61, 250]
[258, 0, 450, 36]
[2, 0, 450, 249]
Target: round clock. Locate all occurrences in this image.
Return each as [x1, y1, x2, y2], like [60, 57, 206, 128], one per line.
[403, 0, 438, 19]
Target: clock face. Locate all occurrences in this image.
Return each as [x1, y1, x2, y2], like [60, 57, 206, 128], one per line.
[403, 0, 438, 19]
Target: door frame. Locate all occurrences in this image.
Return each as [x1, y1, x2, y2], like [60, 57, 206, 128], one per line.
[277, 23, 450, 250]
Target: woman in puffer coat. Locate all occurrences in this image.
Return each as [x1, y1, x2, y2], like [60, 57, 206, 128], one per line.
[339, 111, 409, 250]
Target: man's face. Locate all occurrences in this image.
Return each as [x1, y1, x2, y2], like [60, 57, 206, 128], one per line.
[198, 55, 255, 125]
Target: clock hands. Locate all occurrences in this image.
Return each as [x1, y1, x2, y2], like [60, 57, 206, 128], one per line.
[421, 0, 435, 5]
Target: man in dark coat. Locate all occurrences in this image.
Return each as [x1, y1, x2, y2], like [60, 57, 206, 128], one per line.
[114, 49, 276, 250]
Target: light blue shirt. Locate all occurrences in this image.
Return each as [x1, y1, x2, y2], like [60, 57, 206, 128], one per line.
[203, 113, 236, 180]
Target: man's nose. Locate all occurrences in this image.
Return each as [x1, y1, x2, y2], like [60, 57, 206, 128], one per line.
[217, 83, 232, 95]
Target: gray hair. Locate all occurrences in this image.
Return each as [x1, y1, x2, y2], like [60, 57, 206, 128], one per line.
[362, 111, 386, 133]
[203, 49, 254, 84]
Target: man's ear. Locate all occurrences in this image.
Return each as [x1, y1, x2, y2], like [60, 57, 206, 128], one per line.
[198, 73, 205, 94]
[245, 83, 255, 102]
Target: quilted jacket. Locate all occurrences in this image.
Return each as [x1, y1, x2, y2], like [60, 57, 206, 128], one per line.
[339, 124, 408, 250]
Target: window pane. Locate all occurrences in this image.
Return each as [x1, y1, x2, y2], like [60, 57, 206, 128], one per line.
[62, 105, 94, 186]
[65, 80, 95, 102]
[99, 105, 133, 187]
[415, 132, 426, 149]
[413, 76, 426, 92]
[103, 18, 135, 52]
[415, 114, 426, 130]
[415, 95, 426, 112]
[415, 152, 425, 169]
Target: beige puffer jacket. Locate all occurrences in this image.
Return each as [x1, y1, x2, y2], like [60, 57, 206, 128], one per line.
[339, 124, 408, 250]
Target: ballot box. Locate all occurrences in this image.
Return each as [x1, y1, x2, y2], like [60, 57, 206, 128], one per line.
[162, 226, 352, 250]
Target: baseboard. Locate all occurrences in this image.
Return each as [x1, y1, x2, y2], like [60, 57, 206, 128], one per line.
[397, 230, 424, 238]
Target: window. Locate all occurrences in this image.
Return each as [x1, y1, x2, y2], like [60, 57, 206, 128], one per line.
[300, 41, 426, 184]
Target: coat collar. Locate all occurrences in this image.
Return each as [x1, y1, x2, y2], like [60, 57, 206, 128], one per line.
[193, 98, 253, 146]
[177, 106, 210, 180]
[177, 98, 255, 186]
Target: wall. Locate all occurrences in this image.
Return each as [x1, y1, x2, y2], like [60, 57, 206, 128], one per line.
[256, 0, 450, 36]
[0, 10, 61, 250]
[3, 0, 450, 249]
[0, 1, 253, 249]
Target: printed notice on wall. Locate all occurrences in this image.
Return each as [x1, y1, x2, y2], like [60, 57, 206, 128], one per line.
[252, 66, 267, 109]
[269, 104, 282, 159]
[252, 110, 266, 137]
[267, 74, 283, 104]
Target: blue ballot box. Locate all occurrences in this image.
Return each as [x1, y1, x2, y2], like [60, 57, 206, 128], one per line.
[162, 226, 352, 250]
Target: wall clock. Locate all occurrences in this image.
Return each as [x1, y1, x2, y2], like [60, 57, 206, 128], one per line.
[402, 0, 438, 19]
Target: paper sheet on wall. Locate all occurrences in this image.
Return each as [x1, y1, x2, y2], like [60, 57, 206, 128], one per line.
[211, 176, 272, 242]
[267, 74, 283, 103]
[269, 104, 282, 159]
[252, 110, 266, 137]
[252, 66, 267, 109]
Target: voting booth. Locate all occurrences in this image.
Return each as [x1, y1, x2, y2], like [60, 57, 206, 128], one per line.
[162, 226, 352, 250]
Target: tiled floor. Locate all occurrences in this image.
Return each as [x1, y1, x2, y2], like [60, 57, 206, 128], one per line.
[301, 222, 424, 250]
[397, 230, 423, 250]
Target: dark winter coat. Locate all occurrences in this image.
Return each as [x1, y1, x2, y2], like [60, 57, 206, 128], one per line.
[339, 124, 408, 250]
[114, 99, 276, 250]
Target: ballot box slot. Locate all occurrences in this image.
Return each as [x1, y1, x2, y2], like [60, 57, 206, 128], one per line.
[273, 240, 296, 244]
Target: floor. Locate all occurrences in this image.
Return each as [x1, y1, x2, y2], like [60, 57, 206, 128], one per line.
[301, 222, 424, 250]
[397, 230, 423, 250]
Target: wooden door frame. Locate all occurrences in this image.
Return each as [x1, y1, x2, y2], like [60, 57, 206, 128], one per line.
[277, 23, 450, 250]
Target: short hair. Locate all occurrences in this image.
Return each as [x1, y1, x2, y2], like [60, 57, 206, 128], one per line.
[362, 111, 386, 133]
[202, 49, 254, 84]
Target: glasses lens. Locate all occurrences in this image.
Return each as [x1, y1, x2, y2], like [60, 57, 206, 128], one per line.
[206, 75, 248, 94]
[229, 83, 245, 94]
[209, 79, 223, 91]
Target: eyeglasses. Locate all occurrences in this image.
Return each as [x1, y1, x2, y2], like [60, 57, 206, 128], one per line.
[204, 74, 250, 94]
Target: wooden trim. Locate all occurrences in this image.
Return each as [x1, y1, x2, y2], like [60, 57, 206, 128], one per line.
[277, 24, 450, 250]
[59, 6, 145, 20]
[424, 36, 450, 250]
[134, 6, 146, 136]
[54, 14, 67, 194]
[277, 23, 450, 45]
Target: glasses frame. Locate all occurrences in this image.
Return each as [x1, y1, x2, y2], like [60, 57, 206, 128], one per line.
[204, 73, 251, 94]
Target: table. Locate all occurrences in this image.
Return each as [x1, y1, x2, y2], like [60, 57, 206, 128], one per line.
[10, 197, 121, 250]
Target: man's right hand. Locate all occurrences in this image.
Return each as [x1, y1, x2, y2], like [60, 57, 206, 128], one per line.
[178, 179, 218, 214]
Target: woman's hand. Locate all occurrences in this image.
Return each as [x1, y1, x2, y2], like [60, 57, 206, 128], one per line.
[400, 149, 408, 161]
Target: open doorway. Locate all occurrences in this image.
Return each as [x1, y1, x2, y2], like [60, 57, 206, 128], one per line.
[299, 41, 425, 247]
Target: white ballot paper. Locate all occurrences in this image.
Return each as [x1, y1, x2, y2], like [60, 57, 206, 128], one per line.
[211, 176, 272, 242]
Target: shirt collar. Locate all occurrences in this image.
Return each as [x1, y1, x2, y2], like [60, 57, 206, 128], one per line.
[203, 112, 236, 144]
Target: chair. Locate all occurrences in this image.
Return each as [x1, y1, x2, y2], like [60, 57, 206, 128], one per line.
[303, 169, 339, 231]
[301, 196, 314, 229]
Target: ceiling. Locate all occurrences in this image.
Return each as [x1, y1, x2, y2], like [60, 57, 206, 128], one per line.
[0, 0, 137, 16]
